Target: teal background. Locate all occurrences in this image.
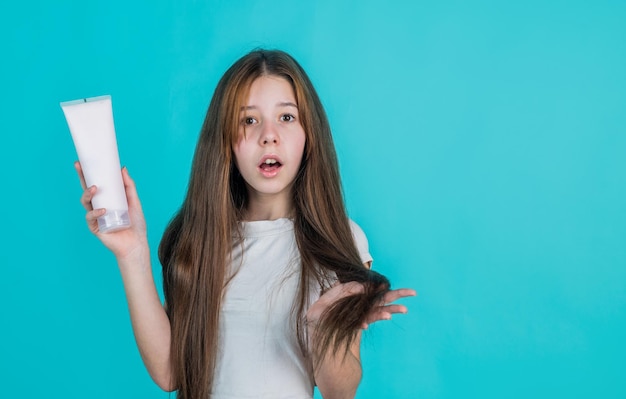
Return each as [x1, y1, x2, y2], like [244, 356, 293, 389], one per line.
[1, 0, 625, 397]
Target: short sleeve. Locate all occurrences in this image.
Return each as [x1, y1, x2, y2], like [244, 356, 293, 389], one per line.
[349, 219, 373, 265]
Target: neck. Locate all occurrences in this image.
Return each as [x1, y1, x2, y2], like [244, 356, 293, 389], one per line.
[244, 193, 294, 221]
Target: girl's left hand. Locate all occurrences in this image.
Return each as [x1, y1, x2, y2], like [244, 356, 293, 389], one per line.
[306, 282, 417, 329]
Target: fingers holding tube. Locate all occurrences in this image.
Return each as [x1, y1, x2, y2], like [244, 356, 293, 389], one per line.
[79, 185, 97, 211]
[75, 160, 97, 212]
[81, 185, 102, 230]
[75, 161, 104, 233]
[121, 167, 143, 213]
[74, 161, 87, 190]
[85, 207, 106, 234]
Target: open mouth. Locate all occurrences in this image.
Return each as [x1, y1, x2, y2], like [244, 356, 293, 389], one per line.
[259, 158, 282, 172]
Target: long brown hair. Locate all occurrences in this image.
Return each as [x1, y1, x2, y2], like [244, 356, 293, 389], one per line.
[159, 49, 390, 398]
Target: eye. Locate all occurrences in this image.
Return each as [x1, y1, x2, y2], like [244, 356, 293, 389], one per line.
[280, 114, 296, 122]
[241, 116, 257, 125]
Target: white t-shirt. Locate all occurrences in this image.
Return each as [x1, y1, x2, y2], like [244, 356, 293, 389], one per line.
[211, 218, 372, 399]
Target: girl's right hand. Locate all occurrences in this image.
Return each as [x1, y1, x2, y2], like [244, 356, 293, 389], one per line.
[75, 161, 149, 261]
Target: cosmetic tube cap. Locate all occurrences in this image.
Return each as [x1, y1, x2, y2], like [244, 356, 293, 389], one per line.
[97, 209, 131, 233]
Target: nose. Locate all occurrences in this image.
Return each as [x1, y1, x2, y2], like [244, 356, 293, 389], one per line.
[259, 122, 279, 145]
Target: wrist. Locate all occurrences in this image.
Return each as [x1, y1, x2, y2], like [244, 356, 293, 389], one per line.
[116, 240, 151, 272]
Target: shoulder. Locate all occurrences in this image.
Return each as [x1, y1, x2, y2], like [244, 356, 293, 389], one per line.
[348, 219, 368, 246]
[348, 219, 373, 266]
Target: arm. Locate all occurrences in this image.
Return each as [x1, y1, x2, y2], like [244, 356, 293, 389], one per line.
[76, 163, 174, 391]
[309, 326, 363, 399]
[117, 241, 174, 391]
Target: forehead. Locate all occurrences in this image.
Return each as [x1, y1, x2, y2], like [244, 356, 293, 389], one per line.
[244, 75, 297, 106]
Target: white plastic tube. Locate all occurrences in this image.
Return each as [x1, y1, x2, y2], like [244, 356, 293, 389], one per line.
[61, 95, 130, 233]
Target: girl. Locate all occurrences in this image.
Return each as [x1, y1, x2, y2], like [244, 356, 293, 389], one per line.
[76, 49, 415, 399]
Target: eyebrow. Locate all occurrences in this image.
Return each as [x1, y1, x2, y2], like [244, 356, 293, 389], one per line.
[240, 102, 298, 111]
